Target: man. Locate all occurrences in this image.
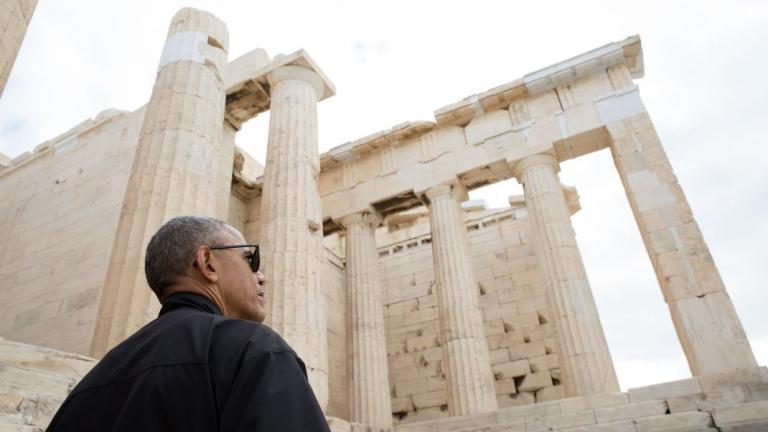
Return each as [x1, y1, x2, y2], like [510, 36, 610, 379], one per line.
[47, 216, 330, 431]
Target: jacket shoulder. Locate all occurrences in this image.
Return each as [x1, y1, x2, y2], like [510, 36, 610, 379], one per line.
[210, 316, 294, 356]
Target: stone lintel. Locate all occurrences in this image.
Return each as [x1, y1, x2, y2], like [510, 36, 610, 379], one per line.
[321, 121, 435, 170]
[224, 49, 335, 127]
[433, 35, 643, 127]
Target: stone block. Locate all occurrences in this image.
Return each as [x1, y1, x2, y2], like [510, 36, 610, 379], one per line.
[594, 400, 668, 423]
[412, 390, 448, 410]
[509, 341, 547, 361]
[389, 353, 418, 369]
[497, 392, 536, 409]
[628, 378, 702, 402]
[697, 367, 768, 392]
[666, 384, 768, 413]
[0, 363, 73, 400]
[518, 296, 549, 314]
[558, 420, 638, 432]
[518, 371, 553, 392]
[395, 378, 427, 397]
[488, 331, 525, 350]
[713, 400, 768, 427]
[425, 376, 446, 392]
[421, 347, 443, 363]
[525, 324, 557, 342]
[402, 406, 445, 423]
[492, 359, 531, 380]
[527, 409, 596, 432]
[391, 396, 413, 413]
[530, 353, 558, 372]
[417, 295, 438, 310]
[484, 319, 505, 336]
[480, 294, 500, 311]
[495, 377, 518, 395]
[719, 422, 768, 432]
[406, 333, 438, 353]
[536, 385, 565, 402]
[386, 299, 418, 316]
[484, 302, 520, 321]
[634, 411, 713, 432]
[489, 348, 510, 365]
[559, 392, 629, 414]
[402, 307, 438, 326]
[390, 360, 440, 382]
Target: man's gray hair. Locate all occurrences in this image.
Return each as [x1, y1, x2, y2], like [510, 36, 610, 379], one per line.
[145, 215, 230, 298]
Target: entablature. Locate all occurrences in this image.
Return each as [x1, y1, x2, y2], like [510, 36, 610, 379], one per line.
[239, 36, 646, 233]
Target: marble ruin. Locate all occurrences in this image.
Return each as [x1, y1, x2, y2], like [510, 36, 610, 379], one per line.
[0, 0, 37, 97]
[1, 6, 767, 432]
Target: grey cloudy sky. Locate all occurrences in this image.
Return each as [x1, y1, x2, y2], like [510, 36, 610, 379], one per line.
[1, 0, 766, 390]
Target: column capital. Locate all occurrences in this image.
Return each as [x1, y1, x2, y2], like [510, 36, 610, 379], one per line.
[338, 210, 381, 229]
[510, 153, 560, 180]
[268, 65, 325, 100]
[419, 182, 469, 205]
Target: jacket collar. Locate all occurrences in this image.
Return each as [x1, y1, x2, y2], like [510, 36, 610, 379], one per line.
[159, 292, 223, 317]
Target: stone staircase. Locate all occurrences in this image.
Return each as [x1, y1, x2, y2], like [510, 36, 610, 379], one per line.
[0, 337, 96, 431]
[2, 336, 766, 432]
[393, 367, 768, 432]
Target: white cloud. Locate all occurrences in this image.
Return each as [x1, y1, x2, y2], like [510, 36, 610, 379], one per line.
[2, 0, 766, 388]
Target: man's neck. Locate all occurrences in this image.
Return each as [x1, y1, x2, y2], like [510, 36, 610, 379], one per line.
[162, 277, 228, 316]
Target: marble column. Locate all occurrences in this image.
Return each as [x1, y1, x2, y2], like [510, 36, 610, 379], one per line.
[260, 65, 328, 408]
[340, 212, 393, 429]
[512, 154, 619, 397]
[606, 109, 757, 376]
[90, 8, 229, 358]
[423, 183, 498, 416]
[0, 0, 38, 97]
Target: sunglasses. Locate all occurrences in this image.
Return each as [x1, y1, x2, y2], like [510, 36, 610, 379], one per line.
[209, 244, 260, 272]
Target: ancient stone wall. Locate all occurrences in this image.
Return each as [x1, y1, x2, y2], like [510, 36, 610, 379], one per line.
[0, 109, 144, 354]
[379, 204, 565, 424]
[0, 0, 38, 96]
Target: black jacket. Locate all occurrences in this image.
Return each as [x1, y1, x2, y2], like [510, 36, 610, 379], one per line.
[47, 293, 330, 431]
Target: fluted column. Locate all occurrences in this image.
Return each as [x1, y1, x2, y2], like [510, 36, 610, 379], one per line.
[340, 212, 393, 429]
[90, 8, 229, 357]
[0, 0, 38, 97]
[423, 183, 497, 416]
[260, 65, 328, 409]
[512, 154, 619, 397]
[607, 110, 757, 376]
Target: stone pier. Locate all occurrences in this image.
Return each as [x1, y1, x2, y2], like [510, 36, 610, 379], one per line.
[423, 183, 498, 416]
[0, 0, 38, 97]
[340, 212, 393, 429]
[512, 154, 619, 397]
[606, 108, 758, 376]
[260, 65, 329, 408]
[90, 8, 230, 357]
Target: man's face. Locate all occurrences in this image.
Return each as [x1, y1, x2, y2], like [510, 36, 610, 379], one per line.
[214, 227, 266, 322]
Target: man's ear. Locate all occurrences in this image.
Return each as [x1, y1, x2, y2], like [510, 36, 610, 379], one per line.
[192, 246, 219, 283]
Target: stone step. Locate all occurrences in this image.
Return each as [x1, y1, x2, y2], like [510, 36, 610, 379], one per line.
[712, 400, 768, 431]
[0, 338, 95, 381]
[0, 359, 74, 429]
[0, 411, 43, 432]
[0, 363, 74, 401]
[667, 383, 768, 414]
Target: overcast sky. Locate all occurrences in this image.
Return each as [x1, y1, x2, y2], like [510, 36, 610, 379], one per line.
[1, 0, 766, 391]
